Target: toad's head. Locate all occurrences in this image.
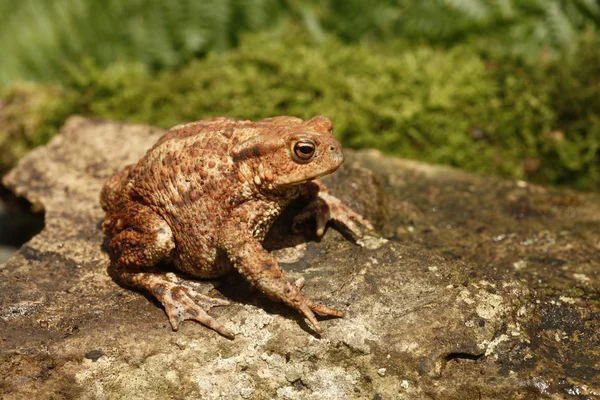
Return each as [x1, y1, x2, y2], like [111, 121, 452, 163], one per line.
[231, 115, 344, 190]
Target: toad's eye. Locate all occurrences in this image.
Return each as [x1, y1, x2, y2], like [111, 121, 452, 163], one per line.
[293, 140, 316, 161]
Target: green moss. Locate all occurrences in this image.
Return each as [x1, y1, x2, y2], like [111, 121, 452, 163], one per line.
[1, 32, 599, 191]
[0, 84, 75, 173]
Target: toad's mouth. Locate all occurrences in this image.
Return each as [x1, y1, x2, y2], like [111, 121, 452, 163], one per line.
[284, 167, 340, 186]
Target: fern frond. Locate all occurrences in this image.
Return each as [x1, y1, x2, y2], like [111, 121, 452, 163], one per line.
[572, 0, 600, 27]
[441, 0, 490, 22]
[545, 2, 577, 52]
[489, 0, 515, 19]
[0, 0, 284, 85]
[1, 0, 599, 85]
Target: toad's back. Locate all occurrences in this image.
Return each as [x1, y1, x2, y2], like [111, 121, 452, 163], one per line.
[101, 115, 347, 278]
[126, 118, 258, 276]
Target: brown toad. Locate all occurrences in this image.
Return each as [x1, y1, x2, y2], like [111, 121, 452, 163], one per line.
[100, 115, 372, 339]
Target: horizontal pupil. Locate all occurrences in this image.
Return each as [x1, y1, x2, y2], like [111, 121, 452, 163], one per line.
[298, 145, 313, 154]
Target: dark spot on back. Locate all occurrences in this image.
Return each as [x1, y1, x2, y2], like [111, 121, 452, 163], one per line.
[153, 284, 167, 296]
[233, 144, 267, 163]
[170, 286, 183, 301]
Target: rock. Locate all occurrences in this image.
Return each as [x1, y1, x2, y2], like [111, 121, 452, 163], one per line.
[1, 117, 599, 399]
[0, 244, 16, 264]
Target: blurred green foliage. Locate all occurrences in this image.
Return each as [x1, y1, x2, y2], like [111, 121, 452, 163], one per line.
[1, 0, 599, 85]
[0, 0, 285, 85]
[2, 31, 598, 190]
[322, 0, 600, 58]
[0, 85, 74, 173]
[0, 0, 599, 191]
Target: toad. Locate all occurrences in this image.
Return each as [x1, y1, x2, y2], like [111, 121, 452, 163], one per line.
[101, 115, 372, 339]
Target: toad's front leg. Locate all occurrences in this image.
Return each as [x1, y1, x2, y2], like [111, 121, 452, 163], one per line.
[219, 218, 343, 334]
[294, 179, 374, 238]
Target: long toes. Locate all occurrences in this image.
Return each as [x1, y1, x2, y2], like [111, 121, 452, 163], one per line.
[167, 311, 182, 331]
[339, 218, 363, 238]
[294, 277, 305, 290]
[309, 301, 345, 317]
[329, 213, 362, 238]
[353, 213, 374, 231]
[192, 313, 235, 339]
[192, 297, 232, 310]
[185, 286, 232, 307]
[315, 213, 328, 237]
[296, 294, 344, 334]
[168, 304, 235, 339]
[299, 303, 322, 334]
[333, 209, 376, 238]
[159, 285, 234, 339]
[165, 297, 235, 339]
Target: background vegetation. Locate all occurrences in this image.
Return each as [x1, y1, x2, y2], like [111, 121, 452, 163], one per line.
[1, 0, 599, 190]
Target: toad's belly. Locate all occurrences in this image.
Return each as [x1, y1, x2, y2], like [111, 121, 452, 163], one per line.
[166, 211, 233, 278]
[172, 245, 233, 278]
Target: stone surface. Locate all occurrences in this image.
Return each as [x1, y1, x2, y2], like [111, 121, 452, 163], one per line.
[0, 245, 16, 264]
[1, 117, 599, 399]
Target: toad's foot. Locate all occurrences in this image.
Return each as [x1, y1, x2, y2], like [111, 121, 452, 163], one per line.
[158, 274, 233, 338]
[290, 278, 344, 334]
[112, 268, 234, 339]
[294, 180, 374, 238]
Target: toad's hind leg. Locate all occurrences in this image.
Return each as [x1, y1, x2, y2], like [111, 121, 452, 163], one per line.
[116, 270, 234, 339]
[105, 203, 234, 339]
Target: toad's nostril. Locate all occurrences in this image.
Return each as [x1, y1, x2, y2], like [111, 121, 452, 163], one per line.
[329, 145, 335, 151]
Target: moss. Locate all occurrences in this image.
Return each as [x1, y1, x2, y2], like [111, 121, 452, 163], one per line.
[0, 84, 75, 173]
[1, 32, 599, 191]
